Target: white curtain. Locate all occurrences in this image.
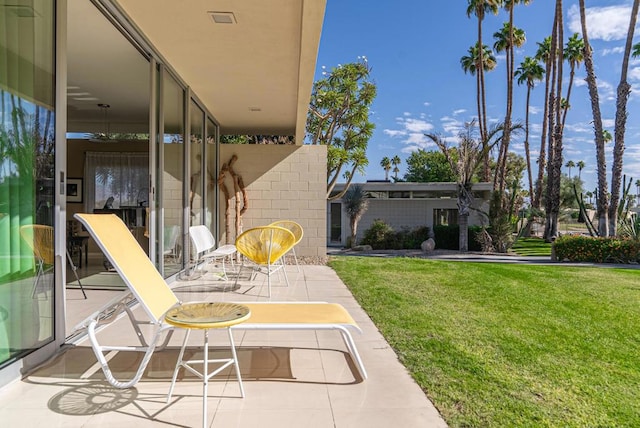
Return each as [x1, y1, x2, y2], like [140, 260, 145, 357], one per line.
[84, 152, 149, 212]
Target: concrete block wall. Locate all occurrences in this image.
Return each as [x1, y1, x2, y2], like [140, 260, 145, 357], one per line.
[219, 144, 327, 257]
[348, 198, 490, 244]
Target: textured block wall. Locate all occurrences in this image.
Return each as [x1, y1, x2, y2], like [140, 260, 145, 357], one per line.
[219, 144, 327, 257]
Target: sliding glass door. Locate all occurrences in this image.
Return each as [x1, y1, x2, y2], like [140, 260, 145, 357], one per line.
[189, 100, 204, 227]
[158, 71, 185, 278]
[0, 0, 55, 366]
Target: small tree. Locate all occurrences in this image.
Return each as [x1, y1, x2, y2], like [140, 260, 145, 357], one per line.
[306, 58, 376, 200]
[426, 121, 503, 252]
[403, 149, 457, 182]
[343, 184, 369, 248]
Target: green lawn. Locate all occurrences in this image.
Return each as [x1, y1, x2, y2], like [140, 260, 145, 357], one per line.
[329, 257, 640, 427]
[511, 238, 552, 256]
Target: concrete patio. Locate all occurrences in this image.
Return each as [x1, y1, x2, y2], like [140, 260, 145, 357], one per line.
[0, 264, 447, 427]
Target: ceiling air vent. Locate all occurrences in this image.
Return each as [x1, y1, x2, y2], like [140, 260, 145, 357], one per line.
[209, 11, 236, 24]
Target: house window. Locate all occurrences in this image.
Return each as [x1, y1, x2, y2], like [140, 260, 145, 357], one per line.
[84, 152, 149, 211]
[389, 191, 410, 199]
[434, 209, 458, 226]
[368, 191, 387, 199]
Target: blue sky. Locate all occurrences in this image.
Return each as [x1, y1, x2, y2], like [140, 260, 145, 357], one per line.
[314, 0, 640, 195]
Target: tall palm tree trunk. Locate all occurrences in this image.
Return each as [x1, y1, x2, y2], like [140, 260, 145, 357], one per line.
[544, 2, 562, 240]
[561, 65, 575, 129]
[609, 0, 640, 235]
[533, 39, 553, 210]
[579, 0, 608, 236]
[524, 85, 534, 201]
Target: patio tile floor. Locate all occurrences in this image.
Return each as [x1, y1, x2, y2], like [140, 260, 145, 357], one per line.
[0, 264, 447, 427]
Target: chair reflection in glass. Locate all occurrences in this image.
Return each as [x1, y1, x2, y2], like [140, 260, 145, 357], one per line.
[20, 224, 86, 299]
[163, 225, 180, 263]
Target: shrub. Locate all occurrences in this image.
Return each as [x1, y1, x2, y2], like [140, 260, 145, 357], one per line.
[554, 235, 640, 263]
[361, 219, 430, 250]
[361, 219, 393, 249]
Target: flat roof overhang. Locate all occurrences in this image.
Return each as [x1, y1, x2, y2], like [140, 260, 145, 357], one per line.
[113, 0, 326, 143]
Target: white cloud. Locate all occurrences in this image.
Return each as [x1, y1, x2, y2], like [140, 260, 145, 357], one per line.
[629, 67, 640, 82]
[568, 4, 635, 42]
[565, 121, 594, 134]
[452, 109, 467, 116]
[602, 118, 615, 128]
[574, 77, 616, 100]
[406, 133, 429, 145]
[403, 112, 411, 116]
[423, 101, 431, 107]
[601, 46, 625, 56]
[528, 106, 541, 115]
[402, 118, 435, 133]
[383, 116, 436, 149]
[440, 116, 464, 136]
[383, 129, 406, 138]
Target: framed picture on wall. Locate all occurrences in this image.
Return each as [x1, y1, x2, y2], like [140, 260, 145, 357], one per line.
[67, 178, 83, 203]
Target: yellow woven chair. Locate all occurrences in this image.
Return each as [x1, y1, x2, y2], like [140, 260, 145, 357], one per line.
[20, 224, 87, 299]
[269, 220, 303, 272]
[234, 226, 296, 298]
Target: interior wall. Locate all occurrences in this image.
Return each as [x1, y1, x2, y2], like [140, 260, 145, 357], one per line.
[218, 144, 327, 257]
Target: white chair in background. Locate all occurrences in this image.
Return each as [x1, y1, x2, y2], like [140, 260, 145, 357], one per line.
[189, 225, 237, 280]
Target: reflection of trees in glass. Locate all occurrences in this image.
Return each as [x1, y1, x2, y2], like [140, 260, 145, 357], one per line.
[85, 132, 149, 141]
[220, 135, 295, 144]
[1, 89, 55, 206]
[1, 89, 55, 274]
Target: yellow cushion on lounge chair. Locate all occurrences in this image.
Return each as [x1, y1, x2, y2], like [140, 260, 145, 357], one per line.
[242, 303, 357, 327]
[75, 213, 179, 322]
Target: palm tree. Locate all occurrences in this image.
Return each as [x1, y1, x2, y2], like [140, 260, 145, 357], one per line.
[579, 0, 609, 236]
[496, 0, 532, 198]
[561, 33, 585, 129]
[466, 0, 501, 145]
[515, 56, 544, 202]
[635, 179, 640, 200]
[380, 157, 391, 181]
[461, 42, 497, 180]
[577, 160, 585, 180]
[343, 184, 369, 248]
[532, 36, 553, 210]
[426, 121, 504, 252]
[609, 0, 640, 236]
[391, 155, 401, 180]
[565, 160, 575, 178]
[493, 21, 526, 195]
[543, 0, 565, 241]
[586, 191, 593, 205]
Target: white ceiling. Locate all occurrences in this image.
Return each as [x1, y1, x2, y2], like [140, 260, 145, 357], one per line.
[66, 0, 326, 142]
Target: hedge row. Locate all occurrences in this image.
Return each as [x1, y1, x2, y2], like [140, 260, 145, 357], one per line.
[360, 220, 430, 250]
[554, 235, 640, 263]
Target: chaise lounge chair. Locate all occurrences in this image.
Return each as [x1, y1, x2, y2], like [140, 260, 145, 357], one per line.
[74, 213, 367, 396]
